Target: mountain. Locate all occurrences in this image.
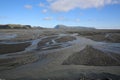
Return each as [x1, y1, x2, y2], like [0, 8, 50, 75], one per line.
[0, 24, 31, 29]
[54, 24, 96, 30]
[54, 25, 67, 29]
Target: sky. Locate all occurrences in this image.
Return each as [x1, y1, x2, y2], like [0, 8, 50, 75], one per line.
[0, 0, 120, 29]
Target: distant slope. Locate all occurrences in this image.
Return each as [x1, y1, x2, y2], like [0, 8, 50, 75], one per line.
[54, 24, 96, 30]
[55, 25, 67, 29]
[0, 24, 31, 29]
[32, 26, 44, 29]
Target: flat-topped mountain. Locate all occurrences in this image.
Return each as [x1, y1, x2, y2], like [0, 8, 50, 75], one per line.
[54, 24, 96, 30]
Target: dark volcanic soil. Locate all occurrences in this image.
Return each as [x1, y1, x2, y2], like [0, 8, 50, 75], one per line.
[63, 45, 120, 66]
[38, 36, 57, 47]
[55, 36, 76, 43]
[13, 72, 120, 80]
[0, 42, 31, 54]
[0, 52, 40, 71]
[86, 33, 120, 43]
[68, 30, 120, 43]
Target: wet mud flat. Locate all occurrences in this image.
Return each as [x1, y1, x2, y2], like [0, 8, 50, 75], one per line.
[0, 53, 39, 71]
[0, 41, 38, 70]
[37, 35, 76, 50]
[55, 36, 76, 43]
[32, 72, 120, 80]
[0, 34, 76, 71]
[0, 29, 120, 80]
[0, 33, 17, 40]
[0, 42, 31, 54]
[68, 29, 120, 43]
[85, 33, 120, 43]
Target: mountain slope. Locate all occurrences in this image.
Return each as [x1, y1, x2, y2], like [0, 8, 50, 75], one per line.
[54, 24, 95, 30]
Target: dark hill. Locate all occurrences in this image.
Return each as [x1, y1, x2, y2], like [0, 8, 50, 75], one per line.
[0, 24, 31, 29]
[54, 24, 95, 30]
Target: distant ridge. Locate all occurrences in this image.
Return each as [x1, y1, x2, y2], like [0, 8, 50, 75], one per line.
[0, 24, 31, 29]
[54, 24, 96, 30]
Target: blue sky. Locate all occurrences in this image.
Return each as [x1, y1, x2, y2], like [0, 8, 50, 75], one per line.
[0, 0, 120, 29]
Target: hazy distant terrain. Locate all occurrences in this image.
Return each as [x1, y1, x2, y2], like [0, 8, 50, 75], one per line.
[0, 25, 120, 80]
[55, 24, 96, 30]
[0, 24, 32, 29]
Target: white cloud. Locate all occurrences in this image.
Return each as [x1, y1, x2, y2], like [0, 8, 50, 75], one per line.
[42, 9, 48, 13]
[57, 16, 65, 21]
[57, 16, 72, 21]
[75, 18, 80, 22]
[47, 0, 54, 2]
[48, 0, 120, 12]
[112, 0, 120, 4]
[56, 17, 80, 22]
[24, 5, 32, 9]
[39, 3, 45, 7]
[43, 17, 53, 20]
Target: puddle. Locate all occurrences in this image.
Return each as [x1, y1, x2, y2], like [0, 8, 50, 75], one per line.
[0, 33, 17, 40]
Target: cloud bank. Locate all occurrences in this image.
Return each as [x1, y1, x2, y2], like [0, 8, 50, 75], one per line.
[24, 5, 32, 9]
[39, 3, 45, 7]
[42, 9, 48, 13]
[48, 0, 120, 12]
[43, 17, 53, 20]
